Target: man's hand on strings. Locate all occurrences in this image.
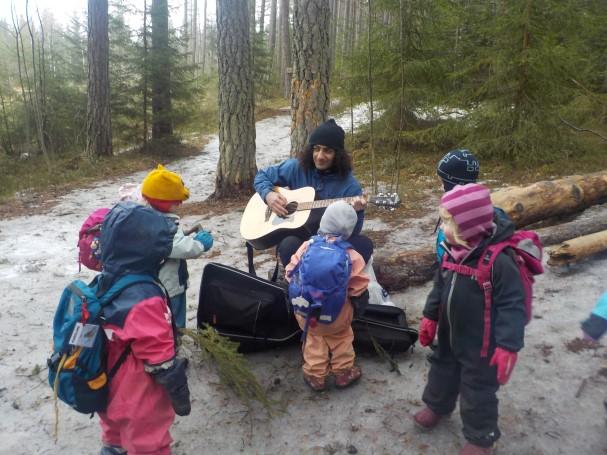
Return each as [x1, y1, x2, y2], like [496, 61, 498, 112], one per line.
[351, 195, 367, 212]
[266, 191, 289, 217]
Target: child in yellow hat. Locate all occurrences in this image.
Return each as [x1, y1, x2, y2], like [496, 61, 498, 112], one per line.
[141, 165, 214, 328]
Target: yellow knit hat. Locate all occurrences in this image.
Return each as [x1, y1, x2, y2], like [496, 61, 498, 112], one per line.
[141, 165, 190, 201]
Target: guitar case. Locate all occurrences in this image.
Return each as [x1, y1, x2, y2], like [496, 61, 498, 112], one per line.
[197, 262, 301, 352]
[197, 262, 418, 354]
[352, 304, 418, 354]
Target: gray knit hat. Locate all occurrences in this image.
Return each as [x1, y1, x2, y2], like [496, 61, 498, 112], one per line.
[318, 200, 358, 240]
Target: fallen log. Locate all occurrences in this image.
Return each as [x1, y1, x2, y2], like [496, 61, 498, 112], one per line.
[375, 206, 607, 291]
[535, 206, 607, 246]
[547, 230, 607, 266]
[491, 171, 607, 228]
[374, 249, 437, 292]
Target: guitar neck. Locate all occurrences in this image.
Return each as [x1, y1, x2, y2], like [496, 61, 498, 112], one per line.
[297, 197, 358, 211]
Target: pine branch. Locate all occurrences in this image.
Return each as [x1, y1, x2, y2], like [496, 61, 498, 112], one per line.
[181, 327, 279, 416]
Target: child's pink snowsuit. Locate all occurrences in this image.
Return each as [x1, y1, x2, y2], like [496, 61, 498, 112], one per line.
[99, 284, 176, 455]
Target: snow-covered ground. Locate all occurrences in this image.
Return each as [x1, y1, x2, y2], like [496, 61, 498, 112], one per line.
[0, 113, 606, 455]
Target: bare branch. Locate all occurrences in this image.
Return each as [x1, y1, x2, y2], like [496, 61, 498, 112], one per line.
[559, 117, 607, 142]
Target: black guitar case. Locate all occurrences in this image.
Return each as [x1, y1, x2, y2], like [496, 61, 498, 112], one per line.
[197, 262, 301, 352]
[352, 304, 418, 353]
[197, 262, 418, 354]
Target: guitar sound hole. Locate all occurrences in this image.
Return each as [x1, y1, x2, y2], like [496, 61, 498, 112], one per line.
[284, 201, 298, 217]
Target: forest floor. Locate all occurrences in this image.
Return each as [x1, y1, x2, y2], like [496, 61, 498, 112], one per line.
[1, 112, 606, 455]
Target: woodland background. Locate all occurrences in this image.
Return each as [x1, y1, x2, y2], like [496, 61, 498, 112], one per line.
[0, 0, 606, 203]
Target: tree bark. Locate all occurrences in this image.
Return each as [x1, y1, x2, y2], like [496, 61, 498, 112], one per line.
[214, 0, 257, 198]
[491, 171, 607, 228]
[534, 207, 607, 247]
[547, 230, 607, 266]
[150, 0, 173, 139]
[279, 0, 291, 98]
[374, 250, 437, 292]
[290, 0, 331, 156]
[86, 0, 112, 158]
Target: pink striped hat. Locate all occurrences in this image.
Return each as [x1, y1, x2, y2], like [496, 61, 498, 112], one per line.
[440, 183, 494, 242]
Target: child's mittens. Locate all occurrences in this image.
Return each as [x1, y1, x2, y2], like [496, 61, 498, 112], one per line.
[418, 317, 438, 347]
[194, 230, 214, 251]
[489, 347, 518, 385]
[150, 357, 191, 416]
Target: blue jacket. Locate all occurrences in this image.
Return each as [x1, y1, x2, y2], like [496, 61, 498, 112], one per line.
[254, 158, 365, 236]
[582, 292, 607, 341]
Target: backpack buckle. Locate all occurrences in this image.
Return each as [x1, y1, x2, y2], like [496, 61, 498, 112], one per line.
[482, 281, 492, 291]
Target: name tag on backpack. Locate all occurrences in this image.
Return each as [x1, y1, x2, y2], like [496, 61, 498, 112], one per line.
[69, 322, 100, 348]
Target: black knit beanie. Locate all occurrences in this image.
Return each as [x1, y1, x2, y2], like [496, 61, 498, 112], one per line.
[437, 148, 480, 191]
[308, 119, 345, 151]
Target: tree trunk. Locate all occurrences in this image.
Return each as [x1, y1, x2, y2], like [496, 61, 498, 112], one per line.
[259, 0, 266, 33]
[250, 0, 256, 35]
[290, 0, 331, 156]
[491, 171, 607, 228]
[143, 0, 149, 149]
[548, 230, 607, 266]
[534, 207, 607, 247]
[183, 0, 189, 61]
[269, 0, 277, 67]
[193, 0, 198, 65]
[86, 0, 112, 158]
[150, 0, 173, 139]
[214, 0, 257, 198]
[201, 0, 207, 73]
[279, 0, 291, 98]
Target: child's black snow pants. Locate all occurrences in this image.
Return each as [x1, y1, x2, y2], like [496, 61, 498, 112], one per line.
[422, 345, 501, 448]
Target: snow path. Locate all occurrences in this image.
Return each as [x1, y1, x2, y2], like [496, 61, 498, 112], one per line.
[0, 114, 606, 454]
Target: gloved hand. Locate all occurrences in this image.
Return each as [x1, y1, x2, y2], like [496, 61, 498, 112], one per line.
[489, 347, 518, 385]
[194, 230, 213, 252]
[150, 357, 191, 416]
[418, 317, 438, 347]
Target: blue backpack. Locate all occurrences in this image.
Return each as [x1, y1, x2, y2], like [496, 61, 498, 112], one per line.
[288, 235, 352, 331]
[48, 274, 158, 414]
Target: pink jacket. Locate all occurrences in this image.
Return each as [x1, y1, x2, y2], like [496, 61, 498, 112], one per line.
[99, 283, 176, 454]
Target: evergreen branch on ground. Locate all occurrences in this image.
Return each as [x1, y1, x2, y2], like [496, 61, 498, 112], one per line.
[181, 326, 278, 416]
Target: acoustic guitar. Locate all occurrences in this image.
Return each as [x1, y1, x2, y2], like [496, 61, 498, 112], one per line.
[240, 186, 400, 250]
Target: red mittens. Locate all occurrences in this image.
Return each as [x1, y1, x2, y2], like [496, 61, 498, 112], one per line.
[489, 347, 518, 385]
[419, 317, 438, 347]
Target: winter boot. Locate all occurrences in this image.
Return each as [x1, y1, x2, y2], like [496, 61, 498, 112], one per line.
[459, 442, 494, 455]
[413, 406, 444, 431]
[100, 445, 127, 455]
[303, 373, 326, 392]
[334, 366, 362, 389]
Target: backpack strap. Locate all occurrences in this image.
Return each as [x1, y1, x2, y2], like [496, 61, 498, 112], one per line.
[108, 344, 131, 379]
[441, 247, 503, 358]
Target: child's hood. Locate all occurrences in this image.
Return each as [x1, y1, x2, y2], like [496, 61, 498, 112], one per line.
[99, 202, 177, 289]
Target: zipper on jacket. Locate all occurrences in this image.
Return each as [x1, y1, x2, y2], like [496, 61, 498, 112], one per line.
[446, 273, 458, 350]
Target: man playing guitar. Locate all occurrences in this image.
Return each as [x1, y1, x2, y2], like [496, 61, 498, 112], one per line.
[253, 119, 374, 267]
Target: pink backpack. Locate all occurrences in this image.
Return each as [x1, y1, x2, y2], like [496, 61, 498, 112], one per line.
[78, 208, 110, 271]
[441, 231, 544, 358]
